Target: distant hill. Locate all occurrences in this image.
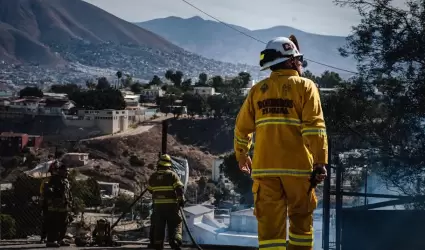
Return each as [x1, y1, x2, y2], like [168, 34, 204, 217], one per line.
[0, 0, 260, 79]
[137, 16, 357, 76]
[0, 0, 178, 64]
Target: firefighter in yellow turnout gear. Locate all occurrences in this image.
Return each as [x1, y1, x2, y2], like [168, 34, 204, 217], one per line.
[147, 154, 185, 250]
[234, 35, 328, 250]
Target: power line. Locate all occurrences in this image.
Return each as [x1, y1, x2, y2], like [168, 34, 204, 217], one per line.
[180, 0, 359, 75]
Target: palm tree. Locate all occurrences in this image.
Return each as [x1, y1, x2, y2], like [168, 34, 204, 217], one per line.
[116, 71, 123, 89]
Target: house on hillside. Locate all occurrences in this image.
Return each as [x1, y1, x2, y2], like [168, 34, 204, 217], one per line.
[43, 92, 68, 99]
[98, 181, 120, 198]
[64, 109, 145, 135]
[140, 86, 164, 102]
[0, 132, 42, 156]
[193, 86, 215, 97]
[62, 152, 89, 167]
[41, 99, 75, 115]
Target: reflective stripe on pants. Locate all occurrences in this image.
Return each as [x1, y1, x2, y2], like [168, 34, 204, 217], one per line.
[253, 176, 317, 250]
[259, 239, 287, 249]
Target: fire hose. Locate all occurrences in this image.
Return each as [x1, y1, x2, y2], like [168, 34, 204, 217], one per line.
[111, 188, 203, 250]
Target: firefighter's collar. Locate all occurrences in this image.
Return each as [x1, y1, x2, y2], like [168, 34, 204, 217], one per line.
[270, 69, 299, 77]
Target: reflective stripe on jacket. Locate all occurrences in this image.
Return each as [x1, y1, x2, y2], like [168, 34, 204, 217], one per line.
[147, 168, 184, 205]
[234, 69, 328, 178]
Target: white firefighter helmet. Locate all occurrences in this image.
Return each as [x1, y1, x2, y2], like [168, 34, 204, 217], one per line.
[259, 36, 303, 71]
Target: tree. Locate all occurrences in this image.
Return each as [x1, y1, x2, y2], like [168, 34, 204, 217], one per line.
[165, 86, 183, 96]
[220, 153, 252, 195]
[207, 95, 226, 118]
[333, 0, 425, 200]
[96, 77, 110, 90]
[165, 70, 174, 81]
[122, 74, 133, 88]
[198, 73, 208, 86]
[164, 70, 184, 87]
[238, 72, 251, 87]
[157, 95, 176, 115]
[182, 93, 207, 117]
[211, 75, 224, 90]
[116, 71, 123, 89]
[86, 80, 96, 90]
[19, 86, 43, 98]
[71, 176, 102, 208]
[198, 176, 207, 194]
[50, 83, 80, 96]
[302, 70, 318, 82]
[130, 82, 143, 94]
[149, 75, 162, 86]
[173, 71, 184, 87]
[181, 78, 193, 92]
[114, 194, 133, 213]
[317, 71, 343, 88]
[69, 88, 126, 110]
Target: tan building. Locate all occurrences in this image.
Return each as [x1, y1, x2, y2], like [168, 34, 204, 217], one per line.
[64, 109, 132, 135]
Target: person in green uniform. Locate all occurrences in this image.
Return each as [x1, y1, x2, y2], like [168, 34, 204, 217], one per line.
[147, 154, 185, 250]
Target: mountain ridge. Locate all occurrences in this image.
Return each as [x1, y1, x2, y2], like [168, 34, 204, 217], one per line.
[0, 0, 263, 80]
[137, 16, 356, 75]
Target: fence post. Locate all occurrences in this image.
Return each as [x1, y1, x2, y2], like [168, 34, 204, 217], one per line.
[335, 155, 343, 250]
[322, 136, 331, 250]
[161, 119, 168, 155]
[0, 186, 2, 240]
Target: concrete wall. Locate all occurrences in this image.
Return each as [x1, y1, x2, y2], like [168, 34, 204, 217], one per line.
[229, 215, 258, 233]
[64, 117, 96, 128]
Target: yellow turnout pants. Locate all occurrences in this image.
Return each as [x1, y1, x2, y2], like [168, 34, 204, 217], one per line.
[252, 176, 317, 250]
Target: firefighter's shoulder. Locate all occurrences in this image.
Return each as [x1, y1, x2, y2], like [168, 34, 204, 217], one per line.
[293, 75, 317, 90]
[250, 78, 269, 95]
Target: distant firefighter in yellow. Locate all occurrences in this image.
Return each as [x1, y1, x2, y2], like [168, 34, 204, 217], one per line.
[147, 154, 185, 250]
[234, 35, 328, 250]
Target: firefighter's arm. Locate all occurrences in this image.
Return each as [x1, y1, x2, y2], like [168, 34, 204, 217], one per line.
[172, 173, 185, 205]
[234, 90, 256, 162]
[301, 81, 328, 164]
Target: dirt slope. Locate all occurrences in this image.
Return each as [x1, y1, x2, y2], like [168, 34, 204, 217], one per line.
[75, 125, 215, 192]
[0, 0, 179, 64]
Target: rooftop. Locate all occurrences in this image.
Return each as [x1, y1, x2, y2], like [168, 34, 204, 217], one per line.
[184, 205, 213, 215]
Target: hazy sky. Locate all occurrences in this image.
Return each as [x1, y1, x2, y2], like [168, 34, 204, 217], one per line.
[84, 0, 365, 36]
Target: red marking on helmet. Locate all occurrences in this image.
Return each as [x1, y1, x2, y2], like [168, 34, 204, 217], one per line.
[282, 43, 294, 51]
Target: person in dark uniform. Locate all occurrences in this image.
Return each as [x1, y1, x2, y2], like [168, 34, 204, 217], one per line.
[147, 154, 185, 250]
[44, 160, 73, 247]
[39, 153, 58, 243]
[147, 208, 155, 249]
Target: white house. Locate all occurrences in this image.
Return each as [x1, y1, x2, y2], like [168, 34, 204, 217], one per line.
[124, 94, 140, 107]
[98, 181, 120, 198]
[193, 87, 215, 97]
[43, 92, 68, 99]
[212, 159, 224, 182]
[140, 86, 164, 102]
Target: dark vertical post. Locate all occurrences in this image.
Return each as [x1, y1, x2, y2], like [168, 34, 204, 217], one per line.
[161, 119, 168, 155]
[322, 137, 331, 250]
[364, 165, 368, 206]
[335, 156, 343, 250]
